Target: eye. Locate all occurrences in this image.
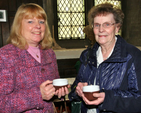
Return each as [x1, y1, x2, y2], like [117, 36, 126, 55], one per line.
[94, 23, 100, 28]
[39, 20, 45, 24]
[104, 22, 110, 27]
[27, 20, 33, 23]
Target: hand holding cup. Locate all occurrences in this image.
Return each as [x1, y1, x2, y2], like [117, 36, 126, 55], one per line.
[53, 78, 69, 98]
[83, 85, 100, 101]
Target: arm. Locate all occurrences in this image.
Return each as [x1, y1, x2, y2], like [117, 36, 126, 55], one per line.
[100, 57, 141, 112]
[81, 50, 141, 112]
[49, 49, 69, 98]
[101, 50, 141, 112]
[50, 49, 60, 79]
[101, 53, 141, 112]
[69, 61, 87, 101]
[0, 49, 46, 112]
[68, 49, 91, 101]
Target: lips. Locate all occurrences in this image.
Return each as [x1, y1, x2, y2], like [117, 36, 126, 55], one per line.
[99, 35, 107, 37]
[32, 32, 41, 35]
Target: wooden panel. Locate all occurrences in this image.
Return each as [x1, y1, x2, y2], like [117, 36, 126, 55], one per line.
[2, 23, 9, 45]
[0, 0, 8, 9]
[122, 0, 141, 46]
[0, 0, 9, 46]
[0, 24, 3, 47]
[57, 59, 79, 78]
[9, 0, 17, 12]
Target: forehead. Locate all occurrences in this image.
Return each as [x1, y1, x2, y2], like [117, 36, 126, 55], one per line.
[23, 13, 44, 20]
[22, 8, 45, 20]
[94, 13, 115, 23]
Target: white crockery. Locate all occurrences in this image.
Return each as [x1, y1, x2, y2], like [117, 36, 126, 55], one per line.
[83, 85, 100, 92]
[53, 78, 68, 86]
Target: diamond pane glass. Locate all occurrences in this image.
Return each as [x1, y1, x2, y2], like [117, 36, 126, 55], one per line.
[57, 0, 85, 40]
[95, 0, 121, 8]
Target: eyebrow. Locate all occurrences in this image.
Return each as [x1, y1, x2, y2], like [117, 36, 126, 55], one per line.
[94, 21, 114, 24]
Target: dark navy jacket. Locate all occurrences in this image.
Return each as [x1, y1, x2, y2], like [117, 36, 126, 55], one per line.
[69, 35, 141, 113]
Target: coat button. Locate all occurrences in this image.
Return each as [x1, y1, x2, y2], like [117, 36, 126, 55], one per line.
[36, 107, 40, 110]
[41, 68, 45, 72]
[103, 109, 106, 111]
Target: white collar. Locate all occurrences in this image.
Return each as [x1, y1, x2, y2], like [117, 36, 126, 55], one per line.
[96, 36, 117, 67]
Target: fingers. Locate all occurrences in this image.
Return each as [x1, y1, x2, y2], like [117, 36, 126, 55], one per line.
[40, 80, 55, 100]
[40, 80, 53, 88]
[82, 92, 105, 105]
[75, 82, 105, 106]
[41, 80, 70, 99]
[76, 82, 87, 97]
[65, 86, 69, 94]
[56, 86, 69, 98]
[67, 84, 71, 88]
[76, 85, 83, 97]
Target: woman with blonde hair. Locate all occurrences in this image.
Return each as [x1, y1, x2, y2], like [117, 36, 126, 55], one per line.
[0, 3, 69, 113]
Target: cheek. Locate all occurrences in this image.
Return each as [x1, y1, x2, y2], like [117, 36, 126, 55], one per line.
[22, 25, 30, 34]
[107, 28, 115, 35]
[41, 24, 45, 29]
[93, 29, 98, 35]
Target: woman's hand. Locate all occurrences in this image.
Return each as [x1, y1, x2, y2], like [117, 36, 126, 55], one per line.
[55, 85, 70, 98]
[75, 82, 88, 97]
[40, 80, 55, 100]
[82, 92, 105, 105]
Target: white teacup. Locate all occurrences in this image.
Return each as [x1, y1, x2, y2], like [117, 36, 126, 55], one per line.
[83, 85, 100, 101]
[53, 78, 68, 90]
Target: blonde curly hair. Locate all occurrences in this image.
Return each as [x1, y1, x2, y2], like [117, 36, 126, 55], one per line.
[7, 3, 53, 49]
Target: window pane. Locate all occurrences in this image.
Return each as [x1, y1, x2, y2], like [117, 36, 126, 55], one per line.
[57, 0, 85, 40]
[95, 0, 121, 9]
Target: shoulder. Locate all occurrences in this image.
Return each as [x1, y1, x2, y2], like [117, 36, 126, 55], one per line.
[0, 44, 17, 55]
[80, 47, 93, 63]
[43, 48, 56, 59]
[0, 44, 18, 66]
[117, 35, 141, 57]
[124, 42, 141, 57]
[44, 48, 55, 55]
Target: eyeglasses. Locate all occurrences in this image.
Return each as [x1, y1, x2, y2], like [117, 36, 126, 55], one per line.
[93, 22, 115, 29]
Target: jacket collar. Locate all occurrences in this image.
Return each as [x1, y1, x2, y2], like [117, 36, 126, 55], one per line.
[15, 46, 52, 67]
[88, 35, 128, 63]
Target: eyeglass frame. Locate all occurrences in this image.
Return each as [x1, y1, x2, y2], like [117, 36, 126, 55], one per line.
[92, 22, 116, 29]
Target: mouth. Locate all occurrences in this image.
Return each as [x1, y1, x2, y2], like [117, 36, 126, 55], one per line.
[98, 35, 107, 37]
[32, 32, 41, 35]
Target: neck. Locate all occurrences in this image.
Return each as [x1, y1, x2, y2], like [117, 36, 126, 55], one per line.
[101, 39, 116, 60]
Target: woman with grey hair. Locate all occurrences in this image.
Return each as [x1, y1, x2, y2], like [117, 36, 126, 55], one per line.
[69, 3, 141, 113]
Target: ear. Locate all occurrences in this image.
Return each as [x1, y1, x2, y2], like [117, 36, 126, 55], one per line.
[115, 24, 120, 34]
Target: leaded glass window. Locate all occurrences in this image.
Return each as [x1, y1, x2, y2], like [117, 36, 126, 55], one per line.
[95, 0, 121, 8]
[57, 0, 85, 40]
[56, 0, 121, 41]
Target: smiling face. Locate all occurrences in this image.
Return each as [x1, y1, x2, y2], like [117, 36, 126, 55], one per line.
[21, 17, 46, 47]
[93, 13, 120, 47]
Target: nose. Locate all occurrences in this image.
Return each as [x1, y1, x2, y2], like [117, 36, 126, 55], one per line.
[35, 22, 41, 29]
[99, 25, 104, 32]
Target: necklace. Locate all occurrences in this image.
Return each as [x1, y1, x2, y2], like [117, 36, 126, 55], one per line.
[36, 54, 39, 58]
[28, 46, 40, 58]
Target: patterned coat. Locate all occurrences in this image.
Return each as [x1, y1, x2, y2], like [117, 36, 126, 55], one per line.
[69, 35, 141, 113]
[0, 44, 59, 113]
